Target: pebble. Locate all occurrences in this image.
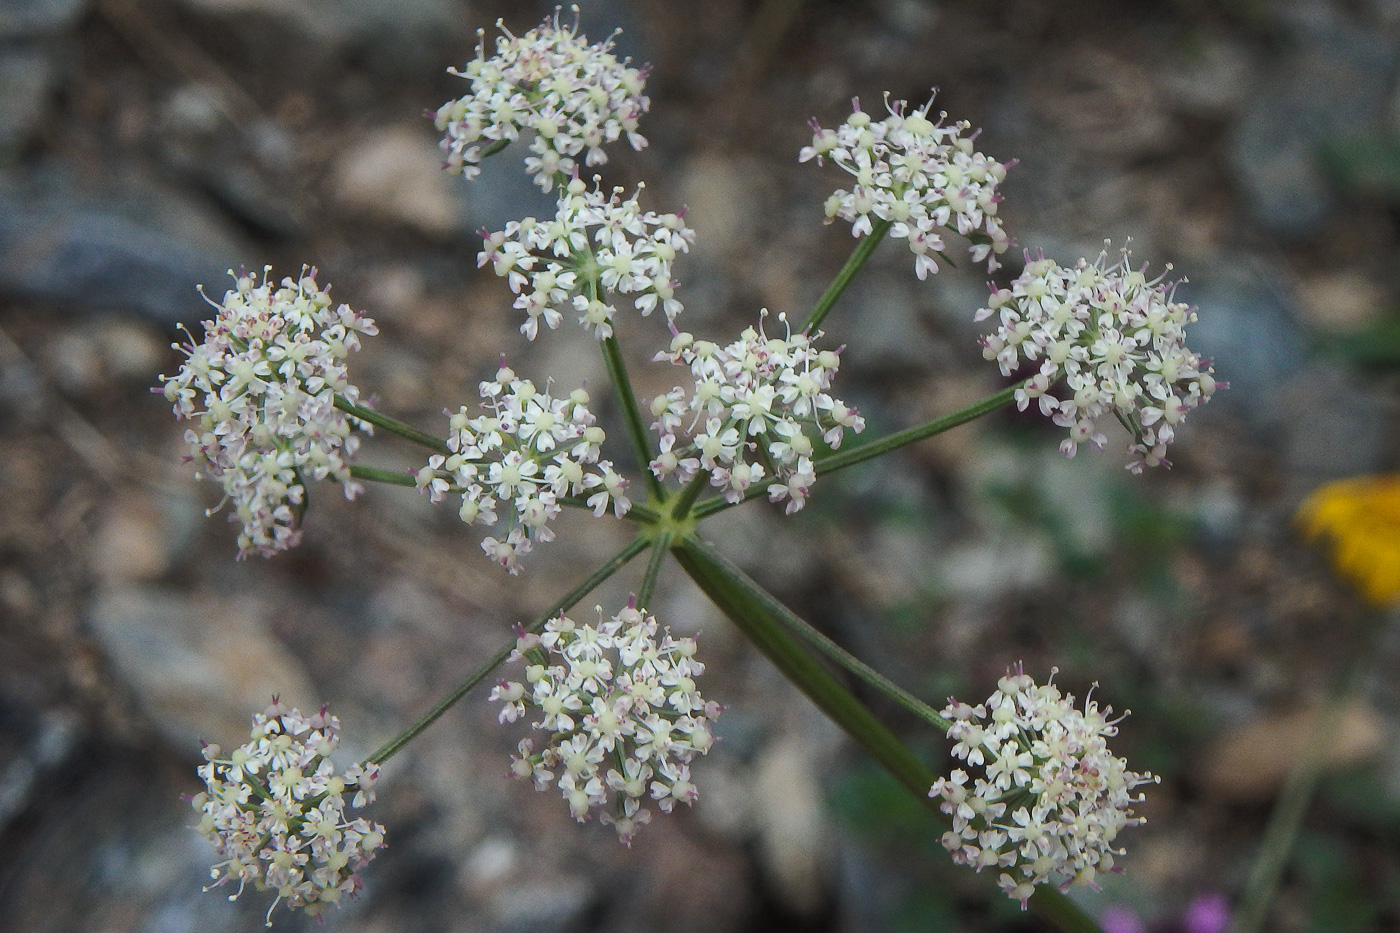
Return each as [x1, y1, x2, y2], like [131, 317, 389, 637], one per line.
[1199, 700, 1385, 802]
[752, 730, 836, 914]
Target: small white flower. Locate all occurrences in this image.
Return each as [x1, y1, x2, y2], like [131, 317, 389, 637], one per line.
[418, 365, 628, 573]
[929, 665, 1157, 909]
[435, 11, 650, 190]
[651, 311, 864, 510]
[492, 600, 720, 843]
[802, 94, 1013, 276]
[478, 176, 695, 339]
[159, 268, 377, 558]
[973, 243, 1223, 471]
[189, 701, 386, 924]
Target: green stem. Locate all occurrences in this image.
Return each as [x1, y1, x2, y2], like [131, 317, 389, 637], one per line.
[637, 531, 673, 610]
[669, 469, 712, 521]
[600, 334, 665, 502]
[335, 396, 451, 455]
[815, 382, 1021, 475]
[554, 496, 661, 524]
[363, 534, 649, 766]
[680, 536, 948, 730]
[349, 464, 420, 488]
[1230, 607, 1387, 933]
[805, 218, 893, 332]
[691, 381, 1023, 520]
[671, 534, 1102, 932]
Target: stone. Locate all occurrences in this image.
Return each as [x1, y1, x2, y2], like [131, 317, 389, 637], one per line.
[333, 126, 466, 237]
[0, 0, 88, 39]
[1176, 263, 1307, 433]
[1228, 21, 1400, 237]
[91, 492, 205, 584]
[85, 586, 319, 751]
[752, 733, 833, 915]
[1200, 700, 1386, 802]
[0, 45, 56, 161]
[0, 167, 247, 324]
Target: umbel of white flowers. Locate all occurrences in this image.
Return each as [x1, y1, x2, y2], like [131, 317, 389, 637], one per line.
[159, 268, 377, 558]
[930, 665, 1158, 908]
[189, 702, 385, 925]
[491, 600, 721, 845]
[974, 244, 1221, 471]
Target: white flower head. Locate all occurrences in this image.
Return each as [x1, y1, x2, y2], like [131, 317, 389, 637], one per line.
[416, 363, 630, 574]
[435, 9, 650, 190]
[801, 94, 1013, 277]
[159, 267, 378, 558]
[930, 665, 1157, 909]
[479, 176, 695, 339]
[650, 311, 864, 511]
[492, 599, 720, 843]
[189, 701, 386, 925]
[973, 242, 1224, 471]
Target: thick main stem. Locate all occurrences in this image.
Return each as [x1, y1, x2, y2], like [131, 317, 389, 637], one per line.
[671, 535, 1102, 932]
[674, 536, 1103, 931]
[681, 536, 948, 731]
[364, 535, 649, 765]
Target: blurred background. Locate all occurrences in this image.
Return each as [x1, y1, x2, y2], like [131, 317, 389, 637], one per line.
[2, 0, 1400, 930]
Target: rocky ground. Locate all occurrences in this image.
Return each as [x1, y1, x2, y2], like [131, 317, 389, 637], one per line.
[3, 0, 1400, 931]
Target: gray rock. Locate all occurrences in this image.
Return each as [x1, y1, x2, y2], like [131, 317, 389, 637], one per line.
[1228, 21, 1400, 237]
[842, 269, 943, 372]
[154, 86, 308, 240]
[0, 44, 56, 161]
[0, 0, 88, 39]
[1176, 262, 1307, 433]
[176, 0, 467, 77]
[85, 586, 320, 751]
[0, 167, 248, 324]
[1278, 363, 1389, 491]
[0, 705, 80, 836]
[456, 150, 558, 236]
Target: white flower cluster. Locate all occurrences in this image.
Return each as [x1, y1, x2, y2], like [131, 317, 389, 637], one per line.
[434, 10, 649, 190]
[800, 95, 1012, 279]
[492, 601, 720, 844]
[416, 365, 629, 574]
[929, 666, 1157, 909]
[975, 244, 1221, 471]
[190, 701, 385, 924]
[649, 314, 865, 511]
[479, 176, 695, 340]
[160, 268, 378, 558]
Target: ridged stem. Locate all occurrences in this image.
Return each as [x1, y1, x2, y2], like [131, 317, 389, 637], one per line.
[671, 534, 1103, 932]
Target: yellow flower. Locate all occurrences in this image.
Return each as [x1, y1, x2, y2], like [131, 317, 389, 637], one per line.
[1298, 475, 1400, 606]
